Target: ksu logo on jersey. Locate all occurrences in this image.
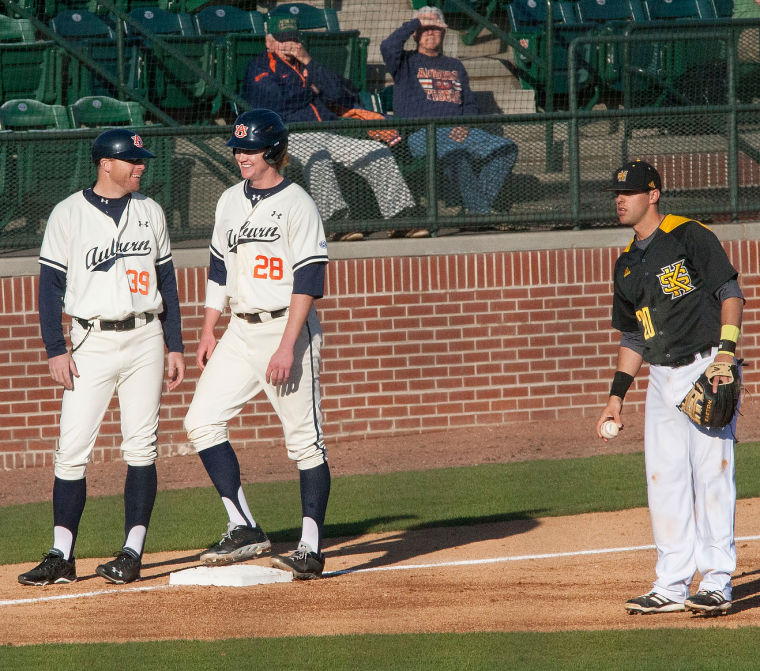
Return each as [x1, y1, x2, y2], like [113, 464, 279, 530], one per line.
[86, 239, 153, 272]
[657, 259, 694, 299]
[227, 222, 281, 253]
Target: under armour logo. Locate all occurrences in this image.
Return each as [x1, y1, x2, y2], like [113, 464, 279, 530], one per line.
[137, 221, 149, 227]
[271, 211, 282, 219]
[100, 198, 109, 204]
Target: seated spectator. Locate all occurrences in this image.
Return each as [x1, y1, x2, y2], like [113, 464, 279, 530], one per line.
[381, 6, 518, 221]
[243, 15, 420, 241]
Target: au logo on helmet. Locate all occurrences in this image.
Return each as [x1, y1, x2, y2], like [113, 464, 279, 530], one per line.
[234, 124, 249, 138]
[132, 134, 144, 147]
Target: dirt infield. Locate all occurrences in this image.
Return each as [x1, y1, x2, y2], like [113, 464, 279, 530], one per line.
[2, 414, 760, 644]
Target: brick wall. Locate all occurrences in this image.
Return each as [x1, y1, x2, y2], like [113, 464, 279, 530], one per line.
[2, 236, 759, 470]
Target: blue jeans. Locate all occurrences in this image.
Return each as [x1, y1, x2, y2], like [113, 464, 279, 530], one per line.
[407, 127, 518, 214]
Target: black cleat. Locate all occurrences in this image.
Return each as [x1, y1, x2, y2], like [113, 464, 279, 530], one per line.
[624, 592, 686, 614]
[96, 548, 142, 584]
[271, 542, 325, 580]
[685, 590, 731, 615]
[200, 522, 271, 565]
[18, 550, 77, 586]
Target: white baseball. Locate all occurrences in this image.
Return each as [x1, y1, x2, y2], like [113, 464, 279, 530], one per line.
[601, 420, 619, 440]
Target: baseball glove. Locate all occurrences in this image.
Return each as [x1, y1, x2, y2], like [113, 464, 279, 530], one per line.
[678, 361, 741, 428]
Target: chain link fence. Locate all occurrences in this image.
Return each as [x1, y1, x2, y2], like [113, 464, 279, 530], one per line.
[1, 0, 760, 250]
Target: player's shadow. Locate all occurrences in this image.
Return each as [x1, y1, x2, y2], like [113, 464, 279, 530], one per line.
[317, 510, 544, 576]
[726, 571, 760, 614]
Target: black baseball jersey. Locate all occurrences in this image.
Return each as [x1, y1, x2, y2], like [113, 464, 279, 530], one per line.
[611, 215, 738, 366]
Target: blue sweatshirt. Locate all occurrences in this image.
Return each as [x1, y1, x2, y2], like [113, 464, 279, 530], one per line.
[242, 50, 355, 122]
[380, 19, 480, 119]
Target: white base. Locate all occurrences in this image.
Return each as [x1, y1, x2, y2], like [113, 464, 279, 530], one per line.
[169, 564, 293, 587]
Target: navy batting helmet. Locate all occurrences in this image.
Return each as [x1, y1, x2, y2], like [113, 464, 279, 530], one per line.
[92, 128, 156, 163]
[226, 109, 288, 165]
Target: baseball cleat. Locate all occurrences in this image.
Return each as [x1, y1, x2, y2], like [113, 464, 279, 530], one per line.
[625, 592, 686, 614]
[271, 542, 325, 580]
[18, 550, 77, 586]
[684, 590, 732, 615]
[200, 522, 271, 565]
[96, 548, 141, 584]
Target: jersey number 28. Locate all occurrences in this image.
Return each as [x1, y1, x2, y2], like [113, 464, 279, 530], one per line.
[253, 255, 284, 281]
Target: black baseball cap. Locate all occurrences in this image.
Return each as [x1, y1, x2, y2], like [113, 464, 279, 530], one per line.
[606, 160, 662, 192]
[267, 15, 300, 42]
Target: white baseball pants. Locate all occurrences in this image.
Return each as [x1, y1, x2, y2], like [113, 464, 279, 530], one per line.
[55, 319, 165, 480]
[185, 308, 326, 470]
[645, 349, 737, 602]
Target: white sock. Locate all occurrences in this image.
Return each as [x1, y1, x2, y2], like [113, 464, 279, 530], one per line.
[300, 517, 320, 553]
[53, 526, 74, 560]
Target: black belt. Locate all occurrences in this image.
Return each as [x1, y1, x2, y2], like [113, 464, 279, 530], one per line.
[75, 313, 154, 332]
[669, 347, 714, 368]
[235, 308, 288, 324]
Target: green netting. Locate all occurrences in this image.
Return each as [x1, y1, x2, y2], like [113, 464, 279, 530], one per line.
[1, 0, 760, 250]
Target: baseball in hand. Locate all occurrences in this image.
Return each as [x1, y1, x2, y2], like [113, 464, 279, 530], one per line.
[601, 420, 620, 440]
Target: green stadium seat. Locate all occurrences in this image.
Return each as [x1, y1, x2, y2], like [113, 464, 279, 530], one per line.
[300, 30, 367, 91]
[641, 0, 712, 20]
[68, 94, 146, 126]
[194, 4, 265, 37]
[0, 98, 71, 129]
[0, 41, 64, 104]
[0, 13, 37, 42]
[124, 6, 196, 37]
[267, 3, 341, 32]
[222, 33, 266, 114]
[51, 9, 145, 102]
[0, 99, 81, 241]
[505, 0, 595, 106]
[43, 1, 100, 20]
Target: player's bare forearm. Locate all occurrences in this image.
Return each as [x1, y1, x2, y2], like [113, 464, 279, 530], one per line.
[196, 307, 222, 370]
[266, 294, 314, 386]
[597, 346, 643, 438]
[48, 352, 79, 391]
[166, 351, 186, 391]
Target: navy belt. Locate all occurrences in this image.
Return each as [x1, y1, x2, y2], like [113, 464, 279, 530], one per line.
[75, 313, 154, 332]
[669, 347, 714, 368]
[235, 308, 288, 324]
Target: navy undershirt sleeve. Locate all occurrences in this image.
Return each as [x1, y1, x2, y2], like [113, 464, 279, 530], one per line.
[208, 250, 227, 286]
[38, 264, 68, 358]
[293, 262, 326, 298]
[156, 259, 184, 353]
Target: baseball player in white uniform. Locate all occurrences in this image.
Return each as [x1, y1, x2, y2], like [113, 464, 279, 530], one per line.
[18, 129, 185, 587]
[184, 109, 331, 579]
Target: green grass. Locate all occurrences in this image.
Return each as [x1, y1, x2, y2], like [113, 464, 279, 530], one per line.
[4, 629, 760, 670]
[5, 443, 760, 565]
[4, 444, 760, 668]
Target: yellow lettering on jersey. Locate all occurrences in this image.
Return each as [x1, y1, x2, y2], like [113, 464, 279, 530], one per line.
[636, 306, 655, 340]
[657, 259, 694, 299]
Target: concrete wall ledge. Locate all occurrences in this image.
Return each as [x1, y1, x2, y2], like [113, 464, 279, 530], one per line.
[4, 221, 759, 277]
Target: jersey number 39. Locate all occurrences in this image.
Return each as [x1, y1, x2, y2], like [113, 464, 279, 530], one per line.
[126, 269, 150, 295]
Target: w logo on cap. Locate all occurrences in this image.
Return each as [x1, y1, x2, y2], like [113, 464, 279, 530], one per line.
[234, 124, 248, 138]
[132, 134, 144, 147]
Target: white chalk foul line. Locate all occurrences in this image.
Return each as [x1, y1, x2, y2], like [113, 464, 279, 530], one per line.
[322, 534, 760, 578]
[0, 584, 169, 607]
[4, 534, 760, 606]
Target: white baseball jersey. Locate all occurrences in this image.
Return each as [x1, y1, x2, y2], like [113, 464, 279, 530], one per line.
[208, 180, 328, 314]
[39, 191, 172, 321]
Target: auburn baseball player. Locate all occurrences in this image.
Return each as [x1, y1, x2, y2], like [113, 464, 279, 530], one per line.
[597, 160, 744, 615]
[18, 129, 185, 587]
[184, 109, 331, 579]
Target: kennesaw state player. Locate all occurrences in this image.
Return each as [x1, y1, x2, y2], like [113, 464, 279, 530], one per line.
[184, 109, 331, 579]
[19, 129, 185, 587]
[597, 160, 744, 616]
